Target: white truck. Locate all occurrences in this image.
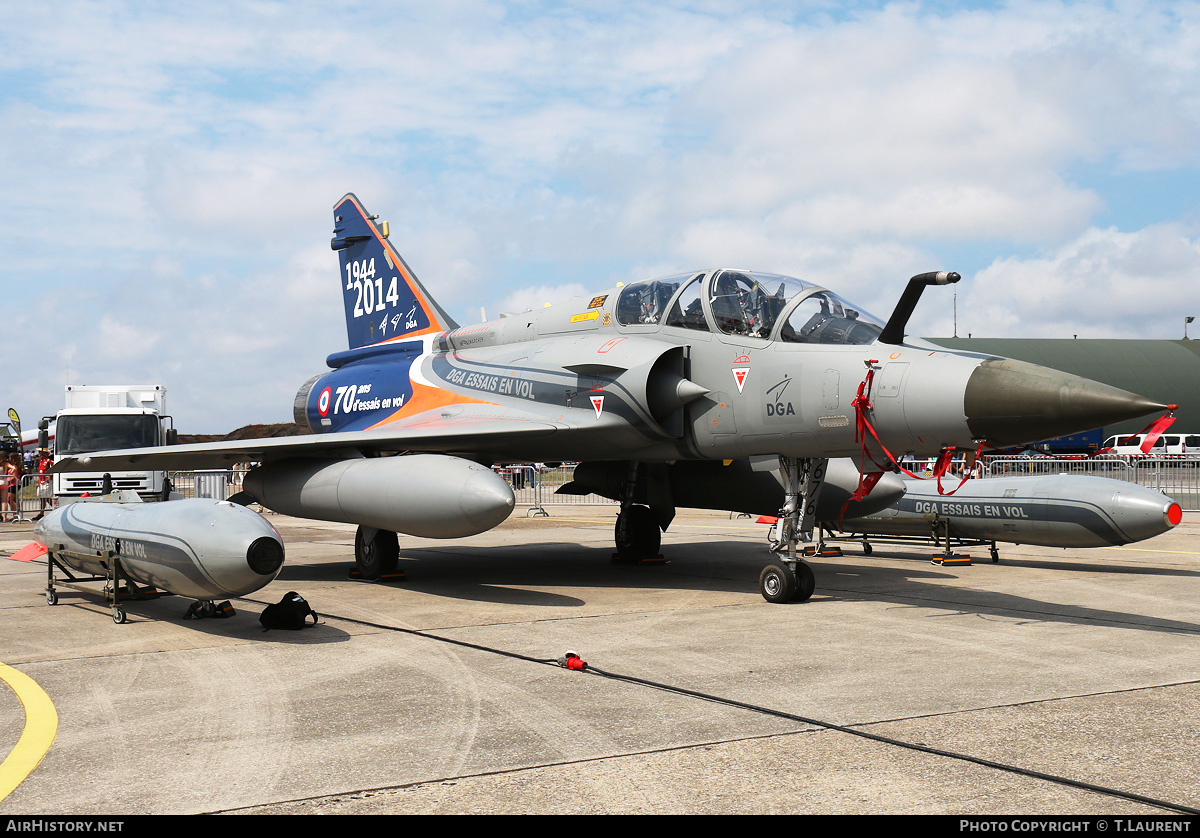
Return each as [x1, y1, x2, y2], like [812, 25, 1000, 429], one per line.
[39, 385, 177, 500]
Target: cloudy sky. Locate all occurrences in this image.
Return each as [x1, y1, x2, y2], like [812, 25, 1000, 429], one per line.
[4, 1, 1200, 431]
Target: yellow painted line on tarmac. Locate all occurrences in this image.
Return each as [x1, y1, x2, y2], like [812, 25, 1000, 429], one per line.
[0, 662, 58, 803]
[1103, 546, 1200, 555]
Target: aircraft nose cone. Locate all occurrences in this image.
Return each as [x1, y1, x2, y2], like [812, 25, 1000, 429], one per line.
[964, 358, 1168, 447]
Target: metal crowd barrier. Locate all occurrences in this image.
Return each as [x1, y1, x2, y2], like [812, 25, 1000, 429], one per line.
[492, 465, 618, 516]
[1, 469, 254, 520]
[982, 455, 1136, 480]
[469, 458, 1200, 514]
[18, 455, 1193, 524]
[1128, 458, 1200, 511]
[166, 467, 249, 501]
[8, 473, 55, 522]
[981, 456, 1199, 510]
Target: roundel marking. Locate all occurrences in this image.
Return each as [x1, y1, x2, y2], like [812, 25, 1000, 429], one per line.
[318, 386, 332, 417]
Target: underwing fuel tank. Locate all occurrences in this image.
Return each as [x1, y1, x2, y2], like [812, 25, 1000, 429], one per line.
[241, 454, 515, 538]
[34, 496, 285, 599]
[838, 474, 1182, 548]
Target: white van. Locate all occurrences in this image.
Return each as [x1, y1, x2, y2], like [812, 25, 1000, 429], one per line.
[1103, 433, 1200, 456]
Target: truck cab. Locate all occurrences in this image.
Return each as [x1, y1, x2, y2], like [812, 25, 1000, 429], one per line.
[43, 385, 176, 500]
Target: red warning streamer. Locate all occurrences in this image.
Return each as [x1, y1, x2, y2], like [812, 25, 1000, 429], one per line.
[851, 361, 972, 489]
[1093, 408, 1178, 456]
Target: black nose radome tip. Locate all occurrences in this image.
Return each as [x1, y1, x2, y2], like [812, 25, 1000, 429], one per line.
[965, 358, 1167, 447]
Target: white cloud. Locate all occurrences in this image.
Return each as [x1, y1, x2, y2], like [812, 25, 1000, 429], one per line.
[953, 223, 1200, 339]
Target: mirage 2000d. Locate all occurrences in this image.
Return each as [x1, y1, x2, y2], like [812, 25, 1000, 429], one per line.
[58, 194, 1170, 603]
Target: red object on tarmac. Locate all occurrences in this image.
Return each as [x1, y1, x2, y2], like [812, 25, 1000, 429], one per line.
[559, 651, 588, 671]
[9, 542, 48, 563]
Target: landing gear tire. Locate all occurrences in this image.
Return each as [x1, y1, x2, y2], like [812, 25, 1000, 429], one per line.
[759, 562, 815, 603]
[794, 561, 815, 602]
[759, 563, 796, 603]
[615, 505, 660, 562]
[355, 526, 400, 580]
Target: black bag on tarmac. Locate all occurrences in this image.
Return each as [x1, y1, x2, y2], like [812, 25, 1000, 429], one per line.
[259, 591, 319, 631]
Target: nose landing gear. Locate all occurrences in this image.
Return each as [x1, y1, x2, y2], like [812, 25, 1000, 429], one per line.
[760, 456, 827, 603]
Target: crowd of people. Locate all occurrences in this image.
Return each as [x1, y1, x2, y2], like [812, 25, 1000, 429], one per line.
[0, 448, 54, 522]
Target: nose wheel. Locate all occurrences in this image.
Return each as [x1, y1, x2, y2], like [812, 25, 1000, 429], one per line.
[759, 561, 815, 603]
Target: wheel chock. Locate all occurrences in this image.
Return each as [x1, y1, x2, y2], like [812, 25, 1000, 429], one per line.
[931, 553, 972, 566]
[801, 545, 843, 558]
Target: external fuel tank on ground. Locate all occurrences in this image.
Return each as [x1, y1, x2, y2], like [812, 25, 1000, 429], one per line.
[34, 495, 285, 614]
[836, 473, 1182, 550]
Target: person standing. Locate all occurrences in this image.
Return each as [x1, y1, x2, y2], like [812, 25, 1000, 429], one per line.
[9, 453, 22, 521]
[34, 449, 53, 520]
[0, 454, 14, 522]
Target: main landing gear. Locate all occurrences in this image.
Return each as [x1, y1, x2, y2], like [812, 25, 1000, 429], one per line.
[604, 456, 826, 602]
[613, 461, 667, 563]
[615, 504, 660, 561]
[354, 526, 400, 580]
[760, 456, 828, 603]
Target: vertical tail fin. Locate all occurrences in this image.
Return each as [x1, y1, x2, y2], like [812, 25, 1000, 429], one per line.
[331, 194, 458, 349]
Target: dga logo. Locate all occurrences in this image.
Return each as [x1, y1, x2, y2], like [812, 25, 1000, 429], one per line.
[318, 386, 333, 417]
[766, 378, 796, 417]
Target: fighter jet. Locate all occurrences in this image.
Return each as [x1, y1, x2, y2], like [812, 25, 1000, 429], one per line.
[833, 473, 1183, 560]
[56, 194, 1169, 603]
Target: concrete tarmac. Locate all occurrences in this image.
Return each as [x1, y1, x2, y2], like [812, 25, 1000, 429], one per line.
[1, 504, 1199, 815]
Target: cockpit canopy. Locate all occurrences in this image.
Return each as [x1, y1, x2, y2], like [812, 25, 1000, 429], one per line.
[615, 269, 883, 345]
